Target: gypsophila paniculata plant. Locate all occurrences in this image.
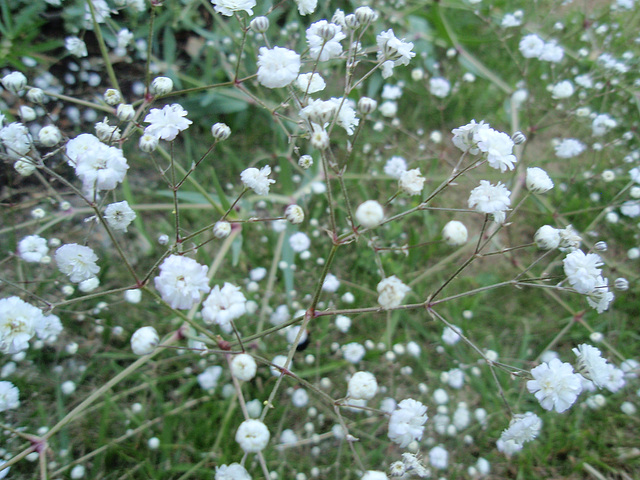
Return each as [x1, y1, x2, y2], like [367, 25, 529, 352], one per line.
[0, 0, 639, 478]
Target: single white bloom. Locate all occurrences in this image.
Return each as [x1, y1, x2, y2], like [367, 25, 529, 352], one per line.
[398, 168, 425, 195]
[131, 326, 159, 355]
[55, 244, 100, 283]
[551, 80, 574, 99]
[150, 76, 174, 96]
[376, 29, 415, 67]
[0, 297, 41, 354]
[18, 235, 48, 263]
[2, 71, 27, 93]
[362, 471, 388, 480]
[355, 200, 384, 228]
[211, 0, 255, 16]
[342, 342, 366, 364]
[592, 113, 617, 136]
[104, 201, 136, 232]
[213, 221, 231, 239]
[586, 276, 615, 314]
[241, 165, 275, 195]
[519, 34, 545, 58]
[388, 398, 428, 447]
[202, 283, 246, 329]
[306, 20, 346, 61]
[231, 353, 257, 381]
[294, 72, 326, 93]
[563, 250, 604, 294]
[322, 273, 340, 292]
[468, 180, 511, 220]
[527, 358, 583, 413]
[154, 255, 211, 310]
[0, 381, 20, 412]
[429, 445, 449, 470]
[384, 156, 407, 178]
[289, 232, 311, 253]
[442, 220, 468, 246]
[526, 167, 554, 194]
[348, 371, 377, 400]
[215, 463, 252, 480]
[475, 128, 516, 172]
[534, 225, 561, 250]
[498, 412, 541, 451]
[429, 77, 451, 98]
[0, 122, 32, 158]
[38, 125, 62, 147]
[451, 120, 490, 155]
[198, 365, 223, 390]
[555, 138, 586, 158]
[65, 133, 101, 167]
[74, 143, 129, 192]
[285, 204, 305, 224]
[295, 0, 317, 15]
[235, 419, 270, 453]
[35, 314, 63, 342]
[377, 275, 410, 308]
[257, 46, 301, 89]
[144, 104, 192, 141]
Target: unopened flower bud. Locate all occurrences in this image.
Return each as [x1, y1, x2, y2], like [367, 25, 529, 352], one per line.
[250, 16, 269, 33]
[14, 158, 36, 176]
[27, 87, 44, 103]
[319, 23, 338, 41]
[150, 76, 173, 96]
[355, 200, 384, 228]
[355, 6, 378, 25]
[211, 122, 231, 141]
[38, 126, 62, 147]
[95, 118, 121, 142]
[298, 155, 313, 169]
[534, 225, 560, 250]
[116, 104, 135, 121]
[344, 14, 358, 29]
[442, 220, 468, 246]
[104, 88, 122, 106]
[614, 277, 629, 291]
[139, 133, 159, 152]
[357, 97, 377, 115]
[19, 106, 36, 122]
[512, 131, 526, 145]
[2, 71, 27, 94]
[285, 205, 304, 224]
[594, 241, 608, 251]
[131, 326, 159, 355]
[213, 221, 231, 239]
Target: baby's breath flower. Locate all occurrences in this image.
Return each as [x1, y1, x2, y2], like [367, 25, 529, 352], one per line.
[377, 275, 410, 308]
[527, 358, 582, 412]
[231, 353, 257, 381]
[103, 88, 122, 106]
[213, 221, 231, 239]
[65, 36, 88, 57]
[154, 255, 210, 310]
[534, 225, 561, 250]
[442, 220, 468, 246]
[388, 398, 428, 447]
[285, 204, 304, 224]
[38, 126, 62, 147]
[104, 201, 136, 232]
[398, 168, 425, 196]
[131, 326, 159, 355]
[55, 244, 100, 283]
[2, 71, 27, 94]
[211, 122, 231, 141]
[241, 165, 275, 195]
[116, 104, 135, 121]
[257, 46, 301, 89]
[150, 76, 173, 96]
[144, 104, 192, 141]
[355, 200, 384, 228]
[18, 235, 48, 262]
[526, 167, 554, 194]
[211, 0, 255, 16]
[249, 16, 269, 33]
[348, 371, 378, 400]
[139, 133, 159, 152]
[235, 419, 270, 453]
[298, 154, 313, 169]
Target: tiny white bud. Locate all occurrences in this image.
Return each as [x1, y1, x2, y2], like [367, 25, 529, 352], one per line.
[285, 204, 304, 224]
[104, 88, 122, 106]
[19, 106, 36, 122]
[355, 6, 378, 25]
[139, 133, 159, 152]
[250, 16, 270, 33]
[27, 87, 45, 103]
[355, 200, 384, 229]
[526, 167, 554, 194]
[150, 76, 173, 96]
[442, 220, 468, 246]
[116, 103, 135, 121]
[357, 96, 378, 115]
[213, 221, 231, 239]
[614, 277, 629, 290]
[298, 155, 313, 169]
[211, 122, 231, 141]
[38, 126, 62, 147]
[511, 131, 526, 144]
[131, 326, 159, 355]
[594, 241, 608, 251]
[534, 225, 561, 250]
[148, 437, 160, 449]
[2, 71, 27, 94]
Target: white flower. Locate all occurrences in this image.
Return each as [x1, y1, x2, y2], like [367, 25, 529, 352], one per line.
[377, 29, 416, 67]
[355, 200, 384, 228]
[586, 276, 614, 314]
[210, 0, 255, 16]
[0, 297, 42, 354]
[519, 34, 545, 58]
[154, 255, 211, 310]
[534, 225, 561, 250]
[18, 235, 48, 263]
[1, 71, 27, 94]
[306, 20, 346, 61]
[475, 128, 516, 172]
[330, 98, 359, 135]
[35, 314, 63, 342]
[468, 180, 511, 221]
[429, 445, 449, 470]
[213, 221, 231, 239]
[241, 165, 275, 195]
[236, 419, 270, 453]
[257, 46, 301, 89]
[231, 353, 257, 381]
[442, 220, 468, 246]
[558, 225, 582, 251]
[551, 80, 574, 99]
[295, 0, 317, 15]
[144, 104, 192, 141]
[554, 138, 586, 158]
[335, 315, 351, 333]
[130, 326, 159, 355]
[526, 167, 554, 194]
[215, 463, 252, 480]
[398, 168, 425, 196]
[342, 343, 366, 364]
[198, 365, 223, 390]
[563, 250, 603, 294]
[592, 113, 617, 136]
[150, 76, 174, 96]
[322, 273, 340, 292]
[379, 100, 397, 117]
[539, 41, 564, 62]
[429, 77, 451, 98]
[289, 232, 311, 253]
[74, 143, 129, 192]
[498, 412, 541, 452]
[202, 283, 246, 329]
[95, 117, 121, 142]
[501, 11, 523, 28]
[384, 156, 407, 178]
[362, 471, 388, 480]
[527, 358, 583, 412]
[55, 244, 100, 283]
[104, 201, 136, 232]
[0, 381, 20, 412]
[0, 122, 32, 158]
[294, 72, 326, 93]
[65, 133, 101, 167]
[451, 120, 490, 155]
[377, 275, 410, 308]
[388, 398, 428, 447]
[285, 204, 305, 224]
[38, 125, 62, 147]
[348, 371, 378, 399]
